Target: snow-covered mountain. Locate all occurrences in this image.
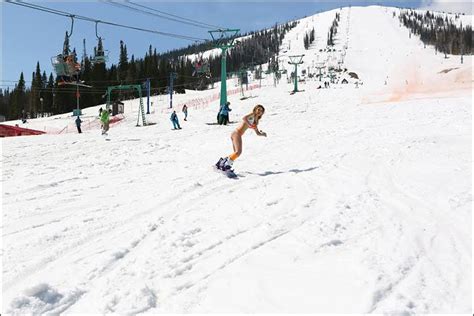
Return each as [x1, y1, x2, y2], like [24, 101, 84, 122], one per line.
[2, 6, 472, 314]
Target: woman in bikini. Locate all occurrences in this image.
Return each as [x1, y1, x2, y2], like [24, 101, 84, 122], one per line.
[217, 104, 267, 171]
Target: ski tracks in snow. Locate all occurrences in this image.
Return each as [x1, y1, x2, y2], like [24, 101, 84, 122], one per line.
[365, 157, 471, 313]
[66, 167, 319, 313]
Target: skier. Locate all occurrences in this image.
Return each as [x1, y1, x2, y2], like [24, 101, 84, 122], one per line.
[216, 104, 267, 174]
[75, 115, 82, 134]
[182, 104, 188, 121]
[170, 110, 182, 130]
[101, 108, 110, 135]
[21, 110, 27, 124]
[218, 101, 231, 125]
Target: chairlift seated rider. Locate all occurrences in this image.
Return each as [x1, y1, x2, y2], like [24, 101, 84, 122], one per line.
[65, 54, 81, 73]
[53, 53, 81, 85]
[193, 60, 203, 76]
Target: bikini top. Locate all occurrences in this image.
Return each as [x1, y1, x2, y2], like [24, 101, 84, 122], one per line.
[247, 115, 256, 127]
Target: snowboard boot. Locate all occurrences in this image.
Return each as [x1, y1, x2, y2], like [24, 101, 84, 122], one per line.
[216, 157, 225, 170]
[221, 157, 234, 171]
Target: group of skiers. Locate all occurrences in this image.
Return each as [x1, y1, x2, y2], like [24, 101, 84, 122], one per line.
[73, 103, 186, 135]
[170, 104, 187, 130]
[170, 100, 232, 129]
[169, 101, 233, 129]
[72, 100, 267, 176]
[75, 100, 233, 134]
[74, 107, 111, 135]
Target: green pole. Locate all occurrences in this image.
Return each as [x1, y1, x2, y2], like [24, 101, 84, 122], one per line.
[293, 64, 298, 93]
[288, 55, 304, 94]
[208, 29, 240, 108]
[137, 85, 143, 126]
[220, 48, 228, 106]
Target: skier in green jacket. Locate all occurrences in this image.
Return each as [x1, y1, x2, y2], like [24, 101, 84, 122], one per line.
[101, 109, 111, 135]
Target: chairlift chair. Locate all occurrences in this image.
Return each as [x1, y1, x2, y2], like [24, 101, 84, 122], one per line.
[92, 22, 109, 64]
[50, 17, 84, 85]
[194, 60, 210, 75]
[92, 48, 109, 64]
[193, 52, 210, 76]
[51, 53, 82, 85]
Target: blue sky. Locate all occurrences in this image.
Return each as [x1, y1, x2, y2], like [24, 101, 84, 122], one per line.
[1, 0, 426, 89]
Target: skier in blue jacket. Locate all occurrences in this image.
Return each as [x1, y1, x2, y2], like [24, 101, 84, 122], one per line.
[170, 111, 182, 130]
[218, 101, 231, 125]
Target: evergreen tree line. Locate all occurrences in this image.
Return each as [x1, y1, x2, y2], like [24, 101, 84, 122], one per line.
[303, 28, 316, 50]
[399, 10, 472, 56]
[0, 21, 298, 121]
[327, 13, 340, 46]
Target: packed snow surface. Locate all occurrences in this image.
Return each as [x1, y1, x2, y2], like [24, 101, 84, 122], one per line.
[2, 6, 472, 314]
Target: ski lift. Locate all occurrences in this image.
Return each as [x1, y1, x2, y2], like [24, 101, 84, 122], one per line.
[193, 53, 210, 76]
[193, 56, 212, 90]
[92, 22, 109, 64]
[213, 30, 227, 46]
[51, 16, 83, 85]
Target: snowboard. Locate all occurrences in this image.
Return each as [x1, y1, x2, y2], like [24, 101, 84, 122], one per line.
[214, 165, 238, 179]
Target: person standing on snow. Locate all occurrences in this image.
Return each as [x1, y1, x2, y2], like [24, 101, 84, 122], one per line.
[98, 107, 104, 129]
[218, 101, 231, 125]
[216, 104, 267, 172]
[75, 115, 82, 134]
[182, 104, 188, 121]
[101, 109, 110, 135]
[170, 110, 182, 130]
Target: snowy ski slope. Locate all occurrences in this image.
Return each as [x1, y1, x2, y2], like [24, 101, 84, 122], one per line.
[1, 6, 472, 314]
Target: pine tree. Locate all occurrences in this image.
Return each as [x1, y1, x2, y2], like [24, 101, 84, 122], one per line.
[41, 71, 48, 89]
[63, 31, 70, 56]
[10, 72, 26, 119]
[127, 55, 136, 82]
[119, 40, 128, 81]
[0, 89, 7, 119]
[72, 48, 78, 63]
[399, 10, 471, 55]
[31, 61, 43, 117]
[10, 18, 302, 116]
[97, 37, 104, 58]
[31, 72, 36, 117]
[44, 73, 55, 115]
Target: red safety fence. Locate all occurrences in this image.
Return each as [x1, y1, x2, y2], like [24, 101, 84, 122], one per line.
[0, 115, 125, 137]
[50, 114, 125, 135]
[0, 124, 46, 137]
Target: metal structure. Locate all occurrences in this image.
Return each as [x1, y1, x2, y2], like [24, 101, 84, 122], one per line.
[193, 54, 211, 90]
[288, 54, 304, 93]
[105, 85, 147, 126]
[51, 16, 82, 84]
[169, 72, 178, 109]
[145, 78, 151, 114]
[92, 22, 109, 64]
[315, 62, 325, 82]
[208, 29, 240, 108]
